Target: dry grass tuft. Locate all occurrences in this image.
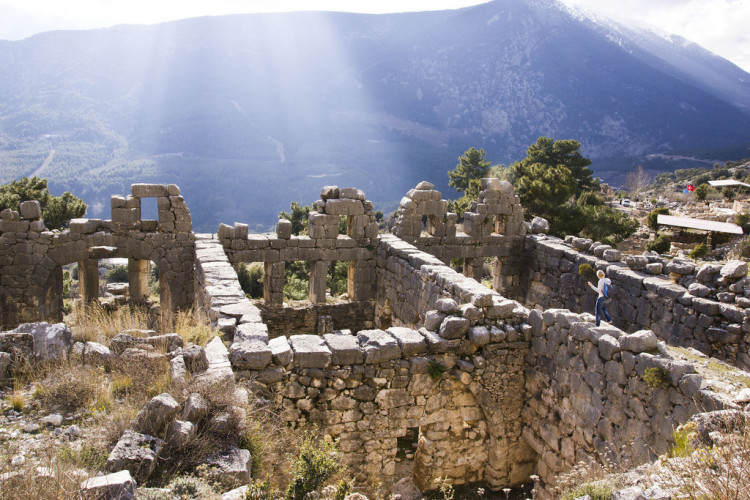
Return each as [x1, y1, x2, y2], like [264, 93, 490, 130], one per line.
[657, 414, 750, 499]
[169, 307, 217, 347]
[0, 450, 85, 500]
[69, 302, 150, 343]
[33, 361, 110, 415]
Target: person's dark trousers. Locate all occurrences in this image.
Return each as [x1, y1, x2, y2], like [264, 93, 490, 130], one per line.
[595, 297, 611, 326]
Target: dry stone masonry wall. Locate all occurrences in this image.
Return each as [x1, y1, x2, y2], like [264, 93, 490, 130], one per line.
[227, 235, 536, 491]
[523, 308, 721, 498]
[521, 234, 750, 370]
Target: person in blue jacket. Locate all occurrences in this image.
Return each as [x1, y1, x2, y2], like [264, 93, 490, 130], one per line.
[587, 269, 612, 327]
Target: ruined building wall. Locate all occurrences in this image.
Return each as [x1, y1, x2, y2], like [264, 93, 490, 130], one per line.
[519, 234, 750, 370]
[523, 308, 711, 499]
[213, 234, 536, 491]
[216, 186, 378, 335]
[0, 184, 195, 329]
[390, 180, 528, 299]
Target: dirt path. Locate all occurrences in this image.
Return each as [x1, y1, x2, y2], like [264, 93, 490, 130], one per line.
[30, 149, 56, 177]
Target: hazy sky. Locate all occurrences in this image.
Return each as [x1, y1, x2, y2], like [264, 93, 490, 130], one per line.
[1, 0, 748, 72]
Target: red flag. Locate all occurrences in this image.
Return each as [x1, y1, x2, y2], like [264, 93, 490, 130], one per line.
[687, 184, 695, 191]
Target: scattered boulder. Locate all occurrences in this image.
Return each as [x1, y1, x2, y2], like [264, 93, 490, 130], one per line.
[105, 431, 163, 483]
[80, 470, 136, 500]
[13, 322, 72, 361]
[204, 446, 252, 488]
[530, 217, 549, 234]
[132, 393, 180, 436]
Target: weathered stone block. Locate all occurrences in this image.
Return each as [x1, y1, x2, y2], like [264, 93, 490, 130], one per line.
[438, 316, 470, 339]
[132, 393, 179, 436]
[105, 430, 163, 483]
[289, 335, 332, 368]
[80, 471, 136, 500]
[132, 183, 169, 198]
[19, 200, 41, 220]
[386, 326, 427, 356]
[620, 330, 658, 353]
[324, 333, 364, 365]
[230, 340, 272, 370]
[357, 329, 401, 363]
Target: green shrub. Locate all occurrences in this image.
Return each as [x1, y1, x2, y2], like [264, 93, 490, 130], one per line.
[167, 476, 219, 499]
[428, 359, 447, 380]
[644, 367, 671, 389]
[647, 207, 670, 231]
[562, 482, 613, 500]
[334, 479, 352, 500]
[647, 234, 671, 254]
[689, 243, 708, 260]
[105, 265, 128, 283]
[285, 435, 342, 500]
[669, 423, 696, 458]
[734, 212, 750, 233]
[245, 479, 278, 500]
[238, 262, 264, 299]
[578, 263, 597, 282]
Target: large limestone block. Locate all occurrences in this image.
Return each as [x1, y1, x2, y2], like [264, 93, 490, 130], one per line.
[165, 420, 196, 450]
[269, 336, 293, 366]
[324, 199, 364, 216]
[204, 447, 252, 486]
[80, 470, 136, 500]
[13, 322, 73, 361]
[105, 431, 163, 483]
[132, 393, 180, 436]
[230, 340, 272, 370]
[234, 323, 269, 343]
[438, 316, 470, 340]
[620, 330, 658, 353]
[289, 335, 332, 368]
[182, 393, 210, 423]
[109, 333, 183, 355]
[19, 200, 41, 220]
[720, 260, 748, 279]
[320, 185, 340, 200]
[72, 341, 112, 366]
[131, 183, 169, 198]
[386, 327, 427, 356]
[324, 333, 364, 365]
[357, 329, 401, 364]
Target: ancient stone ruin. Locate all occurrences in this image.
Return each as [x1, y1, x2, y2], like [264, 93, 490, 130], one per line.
[2, 180, 749, 497]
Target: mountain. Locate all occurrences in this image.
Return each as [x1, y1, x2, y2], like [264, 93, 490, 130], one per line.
[1, 0, 750, 230]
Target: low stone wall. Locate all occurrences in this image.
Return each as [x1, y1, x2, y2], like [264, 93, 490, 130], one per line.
[256, 301, 375, 337]
[375, 234, 520, 328]
[521, 235, 750, 370]
[523, 308, 715, 498]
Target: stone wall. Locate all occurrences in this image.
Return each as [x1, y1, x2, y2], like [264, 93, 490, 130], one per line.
[256, 302, 375, 337]
[391, 180, 528, 298]
[523, 308, 713, 498]
[0, 184, 195, 329]
[196, 224, 537, 490]
[520, 235, 750, 370]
